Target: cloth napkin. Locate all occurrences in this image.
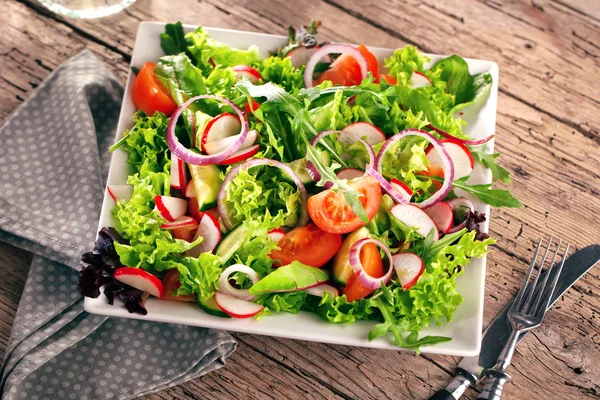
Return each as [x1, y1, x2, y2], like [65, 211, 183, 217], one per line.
[0, 50, 236, 400]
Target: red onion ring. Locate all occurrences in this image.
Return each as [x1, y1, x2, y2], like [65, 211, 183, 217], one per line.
[365, 164, 408, 204]
[348, 238, 394, 290]
[310, 130, 375, 188]
[218, 264, 259, 301]
[427, 124, 494, 146]
[304, 44, 369, 88]
[375, 129, 455, 209]
[217, 158, 309, 230]
[167, 95, 249, 165]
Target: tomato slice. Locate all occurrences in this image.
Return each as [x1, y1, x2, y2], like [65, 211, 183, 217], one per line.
[269, 223, 342, 268]
[343, 243, 384, 302]
[308, 176, 382, 234]
[379, 74, 397, 85]
[315, 53, 363, 86]
[357, 45, 379, 79]
[161, 269, 195, 302]
[132, 62, 178, 116]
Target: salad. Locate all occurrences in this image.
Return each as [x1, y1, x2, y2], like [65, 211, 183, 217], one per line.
[79, 21, 520, 351]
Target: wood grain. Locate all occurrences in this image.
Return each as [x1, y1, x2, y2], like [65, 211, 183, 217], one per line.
[0, 0, 599, 399]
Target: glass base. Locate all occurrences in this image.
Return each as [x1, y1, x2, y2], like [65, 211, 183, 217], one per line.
[36, 0, 137, 19]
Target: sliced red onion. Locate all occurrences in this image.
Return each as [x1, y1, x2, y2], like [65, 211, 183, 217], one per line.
[167, 95, 249, 165]
[310, 130, 375, 188]
[217, 158, 309, 230]
[427, 124, 494, 146]
[304, 44, 368, 88]
[348, 238, 394, 290]
[375, 129, 455, 209]
[447, 220, 468, 234]
[218, 264, 259, 301]
[365, 164, 408, 204]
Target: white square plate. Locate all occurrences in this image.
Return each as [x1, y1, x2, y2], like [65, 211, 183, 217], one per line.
[85, 22, 499, 356]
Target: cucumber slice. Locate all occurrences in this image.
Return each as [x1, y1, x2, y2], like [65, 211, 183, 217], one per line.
[331, 227, 370, 285]
[287, 152, 332, 185]
[188, 164, 222, 211]
[215, 224, 248, 263]
[194, 111, 213, 146]
[196, 293, 230, 318]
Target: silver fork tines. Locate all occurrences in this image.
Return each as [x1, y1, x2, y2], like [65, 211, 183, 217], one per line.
[477, 237, 570, 400]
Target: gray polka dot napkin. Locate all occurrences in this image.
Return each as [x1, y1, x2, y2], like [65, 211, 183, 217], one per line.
[0, 50, 236, 399]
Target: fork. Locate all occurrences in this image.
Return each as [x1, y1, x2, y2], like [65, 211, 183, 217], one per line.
[477, 237, 570, 400]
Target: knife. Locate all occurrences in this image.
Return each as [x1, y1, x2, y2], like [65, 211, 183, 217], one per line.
[429, 244, 600, 400]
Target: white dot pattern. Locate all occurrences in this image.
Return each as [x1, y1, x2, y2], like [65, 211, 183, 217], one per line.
[0, 51, 237, 399]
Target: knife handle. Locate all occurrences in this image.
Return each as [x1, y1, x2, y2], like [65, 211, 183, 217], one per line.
[428, 372, 475, 400]
[477, 370, 511, 400]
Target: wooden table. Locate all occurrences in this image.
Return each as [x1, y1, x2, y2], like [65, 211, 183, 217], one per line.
[1, 0, 599, 398]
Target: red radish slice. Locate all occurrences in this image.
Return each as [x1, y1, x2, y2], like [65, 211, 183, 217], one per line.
[204, 129, 258, 155]
[170, 152, 188, 192]
[185, 182, 196, 198]
[423, 202, 454, 233]
[392, 253, 425, 290]
[390, 178, 413, 202]
[201, 113, 241, 152]
[286, 46, 331, 67]
[342, 122, 386, 145]
[161, 216, 199, 230]
[426, 139, 474, 179]
[304, 44, 368, 88]
[233, 65, 262, 84]
[154, 196, 188, 222]
[217, 144, 260, 165]
[390, 204, 440, 240]
[107, 184, 133, 202]
[306, 283, 339, 297]
[410, 71, 431, 89]
[336, 168, 364, 180]
[214, 291, 264, 318]
[218, 264, 260, 301]
[267, 228, 286, 243]
[113, 267, 164, 298]
[186, 213, 222, 257]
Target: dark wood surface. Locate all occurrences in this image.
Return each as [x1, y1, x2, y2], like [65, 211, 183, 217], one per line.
[1, 0, 599, 399]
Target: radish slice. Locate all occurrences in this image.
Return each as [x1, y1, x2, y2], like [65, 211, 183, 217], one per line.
[107, 184, 133, 203]
[217, 158, 309, 230]
[342, 122, 386, 146]
[336, 168, 364, 180]
[201, 113, 242, 152]
[348, 238, 394, 290]
[306, 283, 339, 297]
[161, 216, 199, 230]
[304, 44, 368, 88]
[375, 129, 455, 209]
[114, 267, 164, 298]
[428, 124, 494, 147]
[423, 202, 454, 234]
[267, 228, 286, 243]
[392, 253, 425, 290]
[286, 46, 331, 67]
[233, 65, 263, 84]
[390, 203, 440, 240]
[214, 291, 264, 318]
[204, 129, 258, 155]
[167, 95, 249, 166]
[186, 213, 221, 257]
[154, 196, 188, 222]
[170, 152, 188, 192]
[426, 139, 474, 179]
[218, 264, 260, 301]
[390, 178, 413, 202]
[410, 71, 431, 89]
[217, 144, 260, 165]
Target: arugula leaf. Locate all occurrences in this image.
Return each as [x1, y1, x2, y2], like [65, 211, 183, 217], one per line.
[160, 21, 188, 55]
[248, 261, 329, 295]
[452, 176, 521, 208]
[471, 147, 512, 183]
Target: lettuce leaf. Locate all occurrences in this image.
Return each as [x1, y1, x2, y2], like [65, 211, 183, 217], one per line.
[384, 46, 430, 87]
[155, 54, 207, 106]
[308, 292, 377, 324]
[175, 253, 222, 298]
[257, 56, 305, 94]
[255, 291, 308, 319]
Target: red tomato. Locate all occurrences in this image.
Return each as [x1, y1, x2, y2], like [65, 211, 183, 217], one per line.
[379, 74, 397, 85]
[357, 45, 379, 79]
[343, 243, 384, 302]
[161, 270, 195, 302]
[315, 54, 363, 86]
[269, 223, 342, 268]
[132, 62, 178, 116]
[308, 176, 382, 234]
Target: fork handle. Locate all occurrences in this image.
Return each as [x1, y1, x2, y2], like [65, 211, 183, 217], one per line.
[476, 370, 511, 400]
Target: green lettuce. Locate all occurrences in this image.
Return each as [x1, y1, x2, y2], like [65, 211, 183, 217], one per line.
[160, 21, 188, 56]
[309, 292, 377, 324]
[257, 56, 305, 94]
[176, 253, 223, 298]
[256, 291, 308, 319]
[384, 45, 430, 87]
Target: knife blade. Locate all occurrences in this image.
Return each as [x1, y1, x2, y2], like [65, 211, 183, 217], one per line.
[429, 244, 600, 400]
